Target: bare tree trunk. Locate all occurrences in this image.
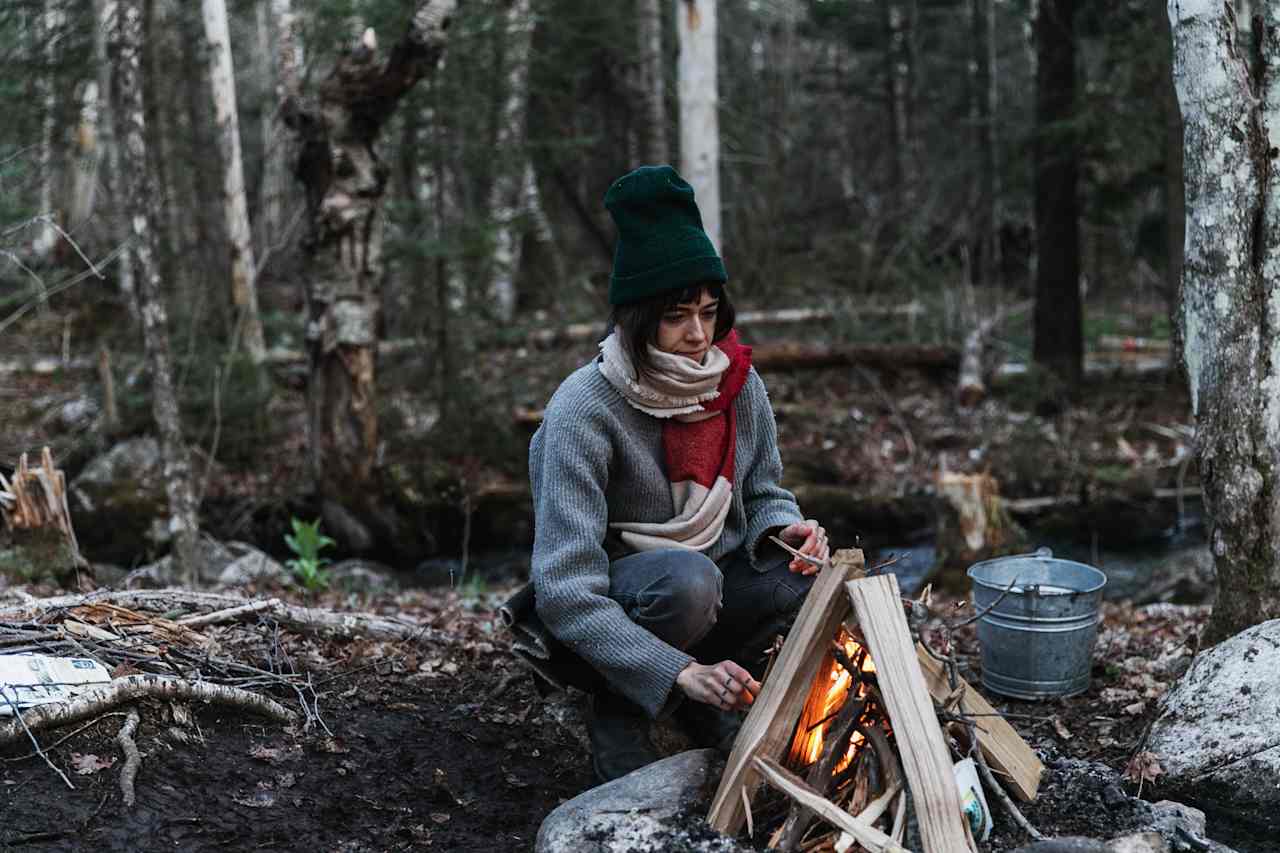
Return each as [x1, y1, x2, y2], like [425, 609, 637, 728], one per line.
[202, 0, 267, 363]
[112, 0, 202, 585]
[1032, 0, 1082, 389]
[1158, 0, 1185, 368]
[33, 0, 64, 265]
[677, 0, 721, 252]
[1170, 0, 1280, 643]
[277, 1, 456, 549]
[881, 1, 905, 204]
[970, 0, 1001, 288]
[93, 0, 138, 316]
[637, 0, 667, 164]
[256, 0, 291, 259]
[487, 0, 535, 324]
[68, 81, 102, 231]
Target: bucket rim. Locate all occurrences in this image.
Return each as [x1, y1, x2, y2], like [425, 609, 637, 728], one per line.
[966, 554, 1107, 595]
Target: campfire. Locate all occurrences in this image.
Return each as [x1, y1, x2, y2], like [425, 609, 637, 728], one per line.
[708, 549, 1044, 853]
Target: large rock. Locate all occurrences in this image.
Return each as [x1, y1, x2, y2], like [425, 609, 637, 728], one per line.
[1147, 619, 1280, 836]
[218, 546, 290, 588]
[70, 437, 168, 564]
[535, 749, 749, 853]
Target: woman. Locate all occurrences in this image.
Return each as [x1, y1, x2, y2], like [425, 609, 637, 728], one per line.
[529, 165, 829, 783]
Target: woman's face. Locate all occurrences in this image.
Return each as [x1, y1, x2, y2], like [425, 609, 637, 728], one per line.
[656, 289, 718, 363]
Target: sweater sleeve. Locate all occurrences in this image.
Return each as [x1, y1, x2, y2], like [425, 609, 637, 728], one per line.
[529, 381, 694, 718]
[738, 369, 805, 569]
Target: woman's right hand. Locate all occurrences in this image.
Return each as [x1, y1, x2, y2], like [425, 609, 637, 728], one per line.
[676, 660, 762, 712]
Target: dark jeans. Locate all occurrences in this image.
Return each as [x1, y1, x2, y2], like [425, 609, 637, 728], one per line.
[608, 544, 814, 680]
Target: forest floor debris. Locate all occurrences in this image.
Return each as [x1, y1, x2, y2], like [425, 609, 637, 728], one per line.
[0, 580, 1232, 852]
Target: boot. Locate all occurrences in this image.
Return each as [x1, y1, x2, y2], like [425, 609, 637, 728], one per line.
[676, 700, 743, 755]
[588, 691, 660, 784]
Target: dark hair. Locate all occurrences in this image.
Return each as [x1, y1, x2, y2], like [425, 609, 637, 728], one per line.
[607, 282, 736, 379]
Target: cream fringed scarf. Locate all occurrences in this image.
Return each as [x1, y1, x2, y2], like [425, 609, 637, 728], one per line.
[597, 329, 753, 552]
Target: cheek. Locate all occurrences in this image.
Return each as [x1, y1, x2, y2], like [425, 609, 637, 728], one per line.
[655, 323, 681, 353]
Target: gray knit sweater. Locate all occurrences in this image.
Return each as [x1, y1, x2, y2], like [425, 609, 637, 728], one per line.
[529, 360, 804, 718]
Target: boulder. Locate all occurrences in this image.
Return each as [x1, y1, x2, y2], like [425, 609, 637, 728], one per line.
[218, 547, 290, 588]
[1147, 619, 1280, 836]
[70, 437, 167, 563]
[125, 537, 240, 588]
[535, 749, 750, 853]
[328, 559, 398, 594]
[1012, 835, 1166, 853]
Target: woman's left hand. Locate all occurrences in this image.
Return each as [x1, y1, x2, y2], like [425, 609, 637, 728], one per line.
[778, 519, 829, 575]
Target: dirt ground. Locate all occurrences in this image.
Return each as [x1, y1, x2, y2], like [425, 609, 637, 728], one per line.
[0, 581, 1225, 853]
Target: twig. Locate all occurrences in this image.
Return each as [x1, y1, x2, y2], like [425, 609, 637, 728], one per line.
[769, 535, 826, 569]
[972, 741, 1043, 840]
[2, 712, 128, 762]
[0, 687, 74, 789]
[115, 708, 141, 807]
[177, 599, 279, 628]
[950, 574, 1021, 630]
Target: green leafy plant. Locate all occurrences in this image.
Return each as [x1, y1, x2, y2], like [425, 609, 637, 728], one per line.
[284, 518, 335, 592]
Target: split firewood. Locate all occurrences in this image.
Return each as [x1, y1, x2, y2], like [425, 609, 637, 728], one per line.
[751, 756, 911, 853]
[834, 780, 903, 853]
[774, 686, 867, 850]
[0, 675, 295, 747]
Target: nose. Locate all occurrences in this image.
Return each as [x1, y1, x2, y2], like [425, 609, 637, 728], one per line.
[686, 316, 707, 342]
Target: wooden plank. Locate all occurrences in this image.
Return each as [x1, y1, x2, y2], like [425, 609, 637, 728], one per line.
[916, 645, 1044, 802]
[706, 549, 864, 835]
[751, 756, 911, 853]
[847, 575, 976, 853]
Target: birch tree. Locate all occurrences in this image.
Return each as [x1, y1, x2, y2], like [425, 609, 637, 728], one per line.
[637, 0, 667, 164]
[1170, 0, 1280, 643]
[487, 0, 535, 323]
[276, 0, 456, 548]
[32, 0, 64, 263]
[112, 0, 202, 584]
[677, 0, 721, 251]
[202, 0, 267, 363]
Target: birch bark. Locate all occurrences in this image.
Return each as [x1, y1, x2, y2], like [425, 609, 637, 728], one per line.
[677, 0, 721, 252]
[112, 0, 202, 585]
[1170, 0, 1280, 642]
[637, 0, 667, 164]
[33, 0, 64, 264]
[487, 0, 535, 324]
[201, 0, 267, 363]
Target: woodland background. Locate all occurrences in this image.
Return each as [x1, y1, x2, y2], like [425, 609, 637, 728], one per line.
[0, 0, 1191, 581]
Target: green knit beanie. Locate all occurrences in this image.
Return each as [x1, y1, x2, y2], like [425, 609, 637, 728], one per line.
[604, 165, 727, 306]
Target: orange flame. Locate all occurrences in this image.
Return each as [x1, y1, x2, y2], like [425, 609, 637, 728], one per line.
[789, 630, 876, 769]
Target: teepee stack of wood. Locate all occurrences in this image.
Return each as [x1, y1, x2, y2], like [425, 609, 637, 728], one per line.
[707, 549, 1043, 852]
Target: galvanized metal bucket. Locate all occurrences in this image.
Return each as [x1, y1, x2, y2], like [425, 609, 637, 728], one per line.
[966, 548, 1107, 700]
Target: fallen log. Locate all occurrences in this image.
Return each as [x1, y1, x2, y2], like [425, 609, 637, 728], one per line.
[753, 342, 958, 372]
[0, 675, 295, 746]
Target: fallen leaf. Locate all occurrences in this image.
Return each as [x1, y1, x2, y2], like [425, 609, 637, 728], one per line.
[317, 737, 349, 754]
[1051, 716, 1073, 741]
[1124, 751, 1164, 785]
[249, 745, 283, 764]
[69, 753, 115, 775]
[1122, 700, 1146, 716]
[430, 812, 451, 825]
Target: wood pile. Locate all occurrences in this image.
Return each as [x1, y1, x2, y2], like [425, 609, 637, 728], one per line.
[708, 549, 1043, 852]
